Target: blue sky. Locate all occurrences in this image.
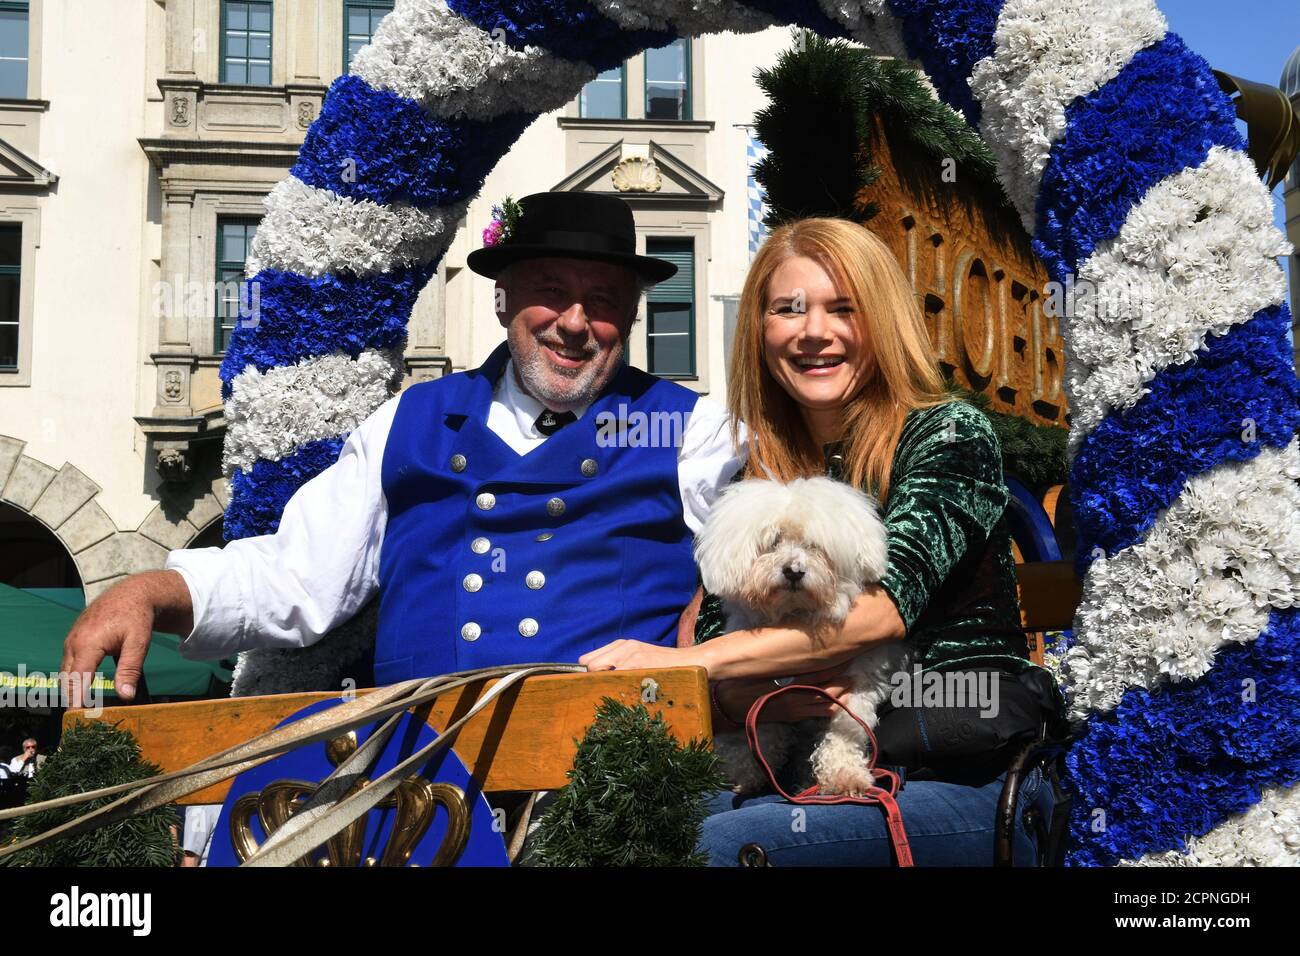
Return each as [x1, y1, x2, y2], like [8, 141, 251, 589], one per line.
[1157, 1, 1299, 245]
[1162, 0, 1299, 88]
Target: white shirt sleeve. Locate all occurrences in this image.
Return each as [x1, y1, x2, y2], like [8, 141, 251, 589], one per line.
[677, 397, 748, 534]
[164, 393, 403, 660]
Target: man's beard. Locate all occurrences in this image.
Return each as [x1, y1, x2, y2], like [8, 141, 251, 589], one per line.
[511, 327, 624, 409]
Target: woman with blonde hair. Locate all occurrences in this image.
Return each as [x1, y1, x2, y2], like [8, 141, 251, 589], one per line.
[581, 217, 1063, 866]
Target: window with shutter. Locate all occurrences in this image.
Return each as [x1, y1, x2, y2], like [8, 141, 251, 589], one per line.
[645, 238, 695, 378]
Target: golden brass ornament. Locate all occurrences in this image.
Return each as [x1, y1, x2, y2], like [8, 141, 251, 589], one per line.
[229, 732, 472, 867]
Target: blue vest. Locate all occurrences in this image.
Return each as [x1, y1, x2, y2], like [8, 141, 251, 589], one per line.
[374, 341, 701, 683]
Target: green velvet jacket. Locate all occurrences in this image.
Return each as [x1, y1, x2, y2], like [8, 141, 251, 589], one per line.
[694, 399, 1035, 674]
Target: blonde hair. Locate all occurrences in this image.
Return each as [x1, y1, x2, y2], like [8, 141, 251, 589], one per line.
[729, 217, 956, 505]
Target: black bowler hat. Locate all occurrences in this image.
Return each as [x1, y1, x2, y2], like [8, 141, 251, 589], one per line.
[466, 192, 678, 285]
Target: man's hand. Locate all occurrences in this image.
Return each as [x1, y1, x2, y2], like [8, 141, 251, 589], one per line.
[60, 570, 194, 704]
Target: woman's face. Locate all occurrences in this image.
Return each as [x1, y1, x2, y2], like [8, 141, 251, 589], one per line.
[762, 255, 871, 423]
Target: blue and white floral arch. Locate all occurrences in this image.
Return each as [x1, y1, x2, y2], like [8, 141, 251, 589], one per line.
[220, 0, 1300, 866]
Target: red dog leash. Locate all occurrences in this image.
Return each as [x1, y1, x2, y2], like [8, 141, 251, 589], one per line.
[744, 684, 915, 867]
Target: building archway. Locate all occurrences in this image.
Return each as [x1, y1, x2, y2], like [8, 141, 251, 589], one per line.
[0, 502, 82, 590]
[1, 435, 229, 602]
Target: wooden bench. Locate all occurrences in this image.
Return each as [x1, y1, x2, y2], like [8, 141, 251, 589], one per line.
[61, 576, 1079, 865]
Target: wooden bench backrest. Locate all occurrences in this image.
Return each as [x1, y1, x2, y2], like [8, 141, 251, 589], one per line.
[1015, 560, 1082, 666]
[63, 667, 711, 806]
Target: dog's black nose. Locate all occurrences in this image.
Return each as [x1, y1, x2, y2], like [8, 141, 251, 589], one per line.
[782, 567, 805, 586]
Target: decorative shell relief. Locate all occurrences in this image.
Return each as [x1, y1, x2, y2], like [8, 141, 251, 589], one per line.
[611, 156, 662, 193]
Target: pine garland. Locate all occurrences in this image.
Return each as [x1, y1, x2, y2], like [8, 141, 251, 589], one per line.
[751, 31, 882, 224]
[530, 699, 726, 866]
[754, 32, 1001, 228]
[2, 721, 178, 867]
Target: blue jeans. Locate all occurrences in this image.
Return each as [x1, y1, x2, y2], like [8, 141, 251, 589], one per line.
[697, 767, 1051, 866]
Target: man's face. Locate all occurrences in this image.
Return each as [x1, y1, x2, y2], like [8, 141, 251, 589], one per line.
[496, 257, 640, 412]
[22, 741, 36, 755]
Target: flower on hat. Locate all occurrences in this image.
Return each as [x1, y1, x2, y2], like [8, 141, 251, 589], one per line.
[482, 196, 523, 247]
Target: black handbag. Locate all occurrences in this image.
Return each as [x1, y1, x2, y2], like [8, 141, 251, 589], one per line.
[872, 665, 1067, 783]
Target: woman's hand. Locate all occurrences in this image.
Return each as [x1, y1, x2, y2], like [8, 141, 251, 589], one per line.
[579, 639, 701, 672]
[714, 663, 855, 726]
[692, 584, 906, 682]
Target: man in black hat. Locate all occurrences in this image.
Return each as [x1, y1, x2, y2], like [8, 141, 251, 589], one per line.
[467, 191, 680, 425]
[63, 192, 746, 693]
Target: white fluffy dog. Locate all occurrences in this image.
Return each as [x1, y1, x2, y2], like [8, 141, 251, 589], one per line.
[694, 476, 909, 797]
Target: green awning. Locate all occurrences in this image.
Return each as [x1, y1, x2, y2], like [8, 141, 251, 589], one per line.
[0, 583, 231, 700]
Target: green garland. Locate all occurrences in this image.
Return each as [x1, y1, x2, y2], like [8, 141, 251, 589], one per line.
[2, 721, 177, 867]
[530, 699, 726, 866]
[754, 32, 1037, 264]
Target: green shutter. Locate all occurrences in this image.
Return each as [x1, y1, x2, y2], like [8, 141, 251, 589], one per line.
[646, 239, 693, 302]
[645, 238, 696, 377]
[0, 223, 19, 370]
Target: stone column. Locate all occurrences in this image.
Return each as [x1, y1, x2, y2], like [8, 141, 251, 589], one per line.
[164, 0, 198, 78]
[158, 184, 196, 351]
[292, 0, 322, 83]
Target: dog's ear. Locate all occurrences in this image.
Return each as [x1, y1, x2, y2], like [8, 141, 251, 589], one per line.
[855, 517, 890, 584]
[846, 492, 889, 584]
[805, 478, 889, 584]
[694, 480, 780, 598]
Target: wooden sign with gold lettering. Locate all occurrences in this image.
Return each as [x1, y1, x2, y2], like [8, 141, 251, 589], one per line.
[860, 117, 1070, 431]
